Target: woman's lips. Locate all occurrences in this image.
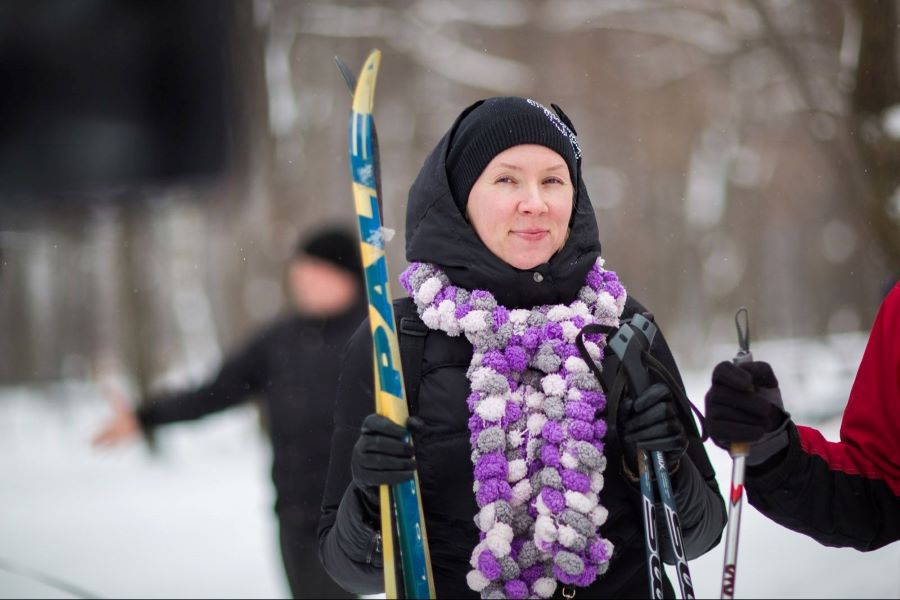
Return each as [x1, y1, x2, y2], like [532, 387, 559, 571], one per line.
[511, 229, 549, 241]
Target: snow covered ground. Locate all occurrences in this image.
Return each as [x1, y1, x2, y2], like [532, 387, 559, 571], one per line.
[1, 349, 898, 599]
[684, 417, 900, 599]
[0, 384, 287, 599]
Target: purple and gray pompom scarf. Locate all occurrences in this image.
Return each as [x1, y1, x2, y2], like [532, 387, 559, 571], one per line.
[400, 258, 627, 599]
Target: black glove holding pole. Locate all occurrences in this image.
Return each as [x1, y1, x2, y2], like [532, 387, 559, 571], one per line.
[351, 413, 420, 509]
[326, 412, 422, 575]
[704, 361, 791, 466]
[619, 382, 689, 475]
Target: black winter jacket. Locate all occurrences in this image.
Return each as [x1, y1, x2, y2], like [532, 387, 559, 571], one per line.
[318, 98, 726, 597]
[138, 301, 366, 529]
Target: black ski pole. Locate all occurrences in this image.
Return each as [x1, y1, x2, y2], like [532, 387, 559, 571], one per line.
[0, 556, 105, 599]
[608, 314, 695, 600]
[637, 446, 665, 599]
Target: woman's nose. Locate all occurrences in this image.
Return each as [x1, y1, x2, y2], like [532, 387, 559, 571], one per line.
[517, 183, 548, 214]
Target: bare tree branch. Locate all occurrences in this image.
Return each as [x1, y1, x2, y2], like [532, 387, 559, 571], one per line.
[749, 0, 900, 269]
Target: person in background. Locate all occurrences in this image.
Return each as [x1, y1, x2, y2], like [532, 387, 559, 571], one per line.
[93, 227, 366, 599]
[704, 282, 900, 551]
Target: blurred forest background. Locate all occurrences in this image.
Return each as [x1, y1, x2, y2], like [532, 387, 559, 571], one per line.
[2, 0, 900, 398]
[3, 1, 900, 598]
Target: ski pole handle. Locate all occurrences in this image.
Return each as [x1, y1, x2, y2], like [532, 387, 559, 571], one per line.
[732, 307, 752, 367]
[730, 307, 753, 458]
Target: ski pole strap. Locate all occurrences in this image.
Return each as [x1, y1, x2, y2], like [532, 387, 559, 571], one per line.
[398, 310, 427, 417]
[575, 323, 617, 387]
[733, 307, 751, 364]
[641, 350, 708, 442]
[575, 322, 625, 439]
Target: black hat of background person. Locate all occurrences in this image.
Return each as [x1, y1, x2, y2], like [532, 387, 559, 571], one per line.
[294, 227, 363, 281]
[445, 96, 583, 213]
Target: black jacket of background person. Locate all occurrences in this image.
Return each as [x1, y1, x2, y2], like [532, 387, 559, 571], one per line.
[317, 103, 727, 598]
[138, 298, 367, 530]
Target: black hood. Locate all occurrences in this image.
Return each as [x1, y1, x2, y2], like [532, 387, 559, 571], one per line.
[405, 101, 602, 309]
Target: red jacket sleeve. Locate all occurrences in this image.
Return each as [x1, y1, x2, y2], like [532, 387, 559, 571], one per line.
[799, 283, 900, 496]
[745, 284, 900, 550]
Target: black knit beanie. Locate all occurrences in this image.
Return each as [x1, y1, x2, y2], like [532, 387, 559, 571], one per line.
[294, 227, 363, 281]
[445, 97, 582, 212]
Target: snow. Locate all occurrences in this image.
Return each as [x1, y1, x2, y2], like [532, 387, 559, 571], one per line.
[683, 425, 900, 599]
[0, 384, 286, 599]
[1, 362, 898, 599]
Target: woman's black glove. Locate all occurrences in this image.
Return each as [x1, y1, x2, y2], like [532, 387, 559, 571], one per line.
[704, 361, 790, 465]
[351, 413, 419, 506]
[619, 382, 688, 475]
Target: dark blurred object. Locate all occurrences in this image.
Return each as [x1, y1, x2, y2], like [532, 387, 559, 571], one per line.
[0, 0, 234, 196]
[882, 275, 899, 300]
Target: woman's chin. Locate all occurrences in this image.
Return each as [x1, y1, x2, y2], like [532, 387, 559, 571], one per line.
[503, 252, 554, 271]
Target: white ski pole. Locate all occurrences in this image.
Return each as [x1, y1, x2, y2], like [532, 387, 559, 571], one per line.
[720, 307, 751, 599]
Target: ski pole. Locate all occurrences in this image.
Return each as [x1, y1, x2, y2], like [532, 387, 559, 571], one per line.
[720, 307, 752, 600]
[651, 449, 695, 599]
[0, 557, 105, 599]
[637, 449, 664, 599]
[609, 315, 694, 600]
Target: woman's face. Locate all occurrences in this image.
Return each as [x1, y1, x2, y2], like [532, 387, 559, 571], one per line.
[466, 144, 574, 270]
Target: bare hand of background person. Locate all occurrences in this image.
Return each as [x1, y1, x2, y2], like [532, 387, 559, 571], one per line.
[91, 385, 141, 447]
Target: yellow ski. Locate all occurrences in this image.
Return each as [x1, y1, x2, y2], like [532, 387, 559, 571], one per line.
[342, 49, 435, 599]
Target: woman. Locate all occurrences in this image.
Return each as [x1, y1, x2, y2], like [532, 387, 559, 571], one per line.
[318, 97, 726, 598]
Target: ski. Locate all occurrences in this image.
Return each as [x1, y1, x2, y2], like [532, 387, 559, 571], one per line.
[339, 49, 435, 599]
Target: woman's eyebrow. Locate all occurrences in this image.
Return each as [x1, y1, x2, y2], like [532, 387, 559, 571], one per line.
[492, 163, 567, 171]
